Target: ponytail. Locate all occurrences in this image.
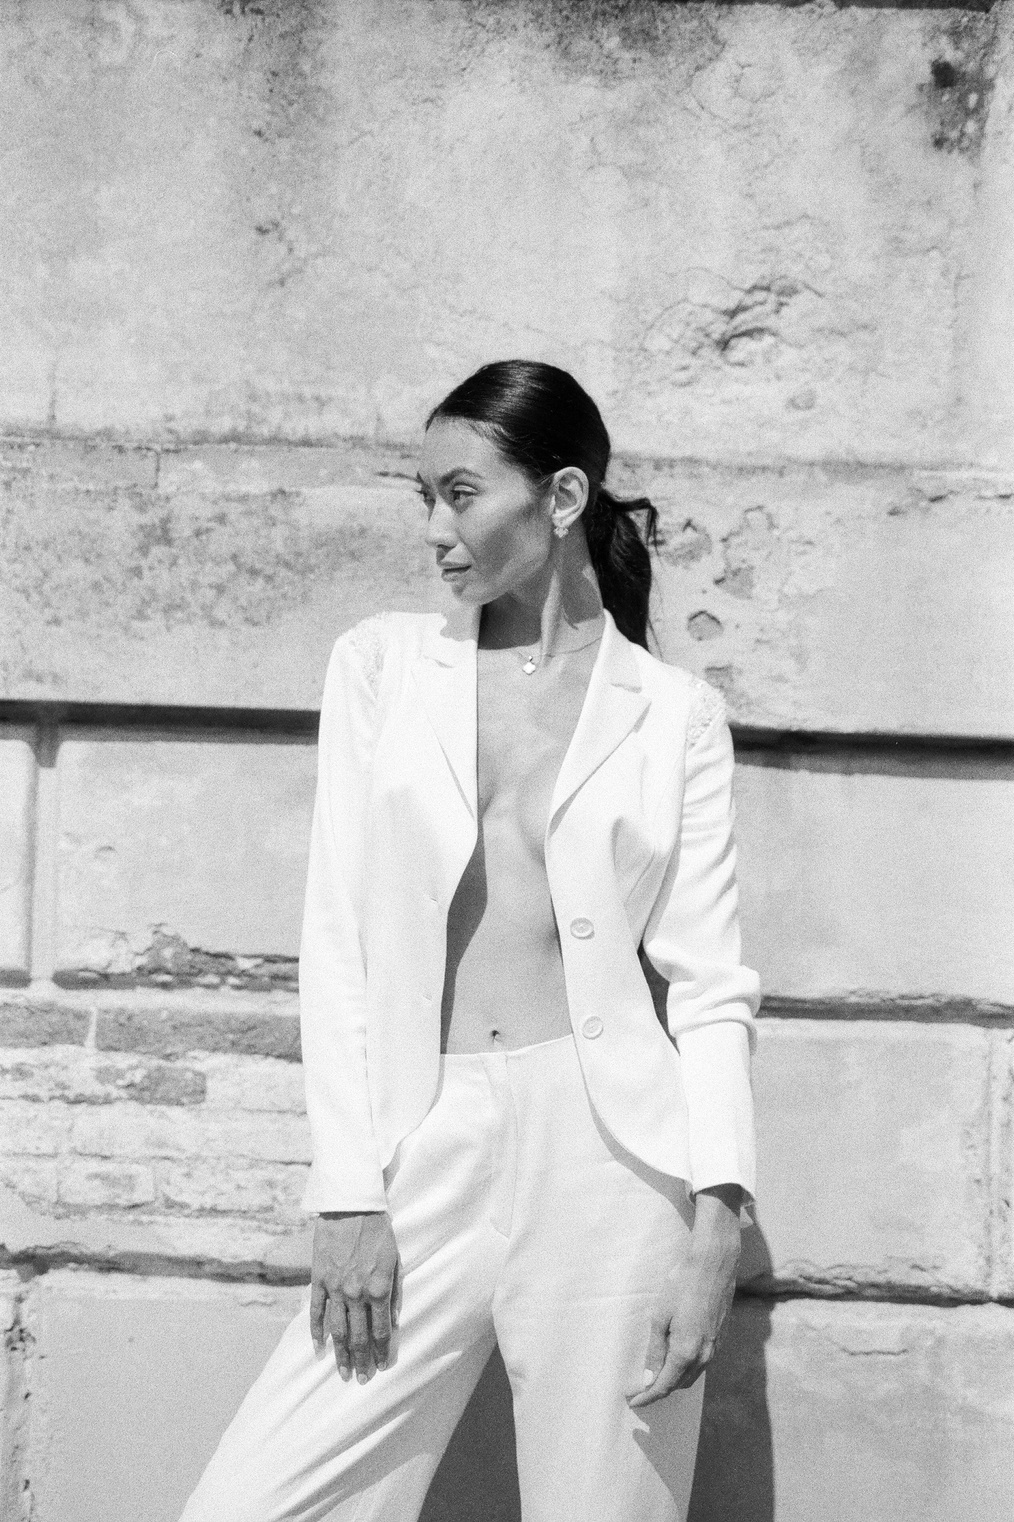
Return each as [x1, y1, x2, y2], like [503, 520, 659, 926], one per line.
[584, 488, 661, 651]
[428, 360, 662, 650]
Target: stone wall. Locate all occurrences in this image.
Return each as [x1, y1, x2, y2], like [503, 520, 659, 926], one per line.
[2, 3, 1013, 1520]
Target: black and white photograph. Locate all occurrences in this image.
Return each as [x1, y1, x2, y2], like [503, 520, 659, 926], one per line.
[1, 3, 1012, 1520]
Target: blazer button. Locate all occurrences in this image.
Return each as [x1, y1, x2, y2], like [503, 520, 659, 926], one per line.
[581, 1016, 604, 1039]
[569, 917, 595, 939]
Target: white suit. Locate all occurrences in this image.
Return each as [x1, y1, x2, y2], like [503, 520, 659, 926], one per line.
[181, 605, 760, 1522]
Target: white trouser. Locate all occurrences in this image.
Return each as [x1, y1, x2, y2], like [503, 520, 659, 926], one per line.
[180, 1034, 704, 1522]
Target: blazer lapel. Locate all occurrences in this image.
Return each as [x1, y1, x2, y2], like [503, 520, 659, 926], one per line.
[411, 603, 481, 820]
[548, 610, 649, 828]
[410, 604, 648, 829]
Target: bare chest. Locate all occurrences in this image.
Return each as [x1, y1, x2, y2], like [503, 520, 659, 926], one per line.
[475, 645, 598, 846]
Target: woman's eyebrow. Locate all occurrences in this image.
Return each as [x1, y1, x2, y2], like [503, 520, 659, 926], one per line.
[416, 468, 484, 490]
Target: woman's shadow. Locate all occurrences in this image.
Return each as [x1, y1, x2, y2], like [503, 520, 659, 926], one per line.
[418, 1224, 774, 1522]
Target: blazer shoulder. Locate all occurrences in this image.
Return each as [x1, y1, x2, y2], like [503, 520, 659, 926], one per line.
[633, 644, 728, 747]
[332, 611, 439, 695]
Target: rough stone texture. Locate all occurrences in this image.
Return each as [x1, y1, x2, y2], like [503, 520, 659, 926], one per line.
[4, 451, 1014, 737]
[0, 731, 35, 983]
[56, 730, 316, 974]
[690, 1300, 1014, 1522]
[22, 1273, 306, 1522]
[735, 750, 1014, 1002]
[15, 1277, 1014, 1522]
[1, 1002, 1006, 1306]
[0, 1271, 28, 1522]
[741, 1022, 994, 1300]
[0, 2, 1009, 466]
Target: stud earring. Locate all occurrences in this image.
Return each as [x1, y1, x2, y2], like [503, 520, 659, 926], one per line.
[552, 522, 569, 539]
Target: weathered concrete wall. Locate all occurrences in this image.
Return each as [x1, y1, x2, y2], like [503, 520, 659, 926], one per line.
[2, 2, 1013, 1520]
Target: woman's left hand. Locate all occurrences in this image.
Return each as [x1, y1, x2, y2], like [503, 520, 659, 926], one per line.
[627, 1183, 743, 1409]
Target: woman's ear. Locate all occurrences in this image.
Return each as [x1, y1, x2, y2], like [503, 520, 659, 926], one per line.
[549, 466, 590, 533]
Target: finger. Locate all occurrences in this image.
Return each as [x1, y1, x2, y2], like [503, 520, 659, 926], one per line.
[369, 1293, 393, 1370]
[309, 1281, 327, 1353]
[347, 1300, 373, 1383]
[627, 1319, 669, 1407]
[391, 1256, 403, 1331]
[327, 1298, 352, 1382]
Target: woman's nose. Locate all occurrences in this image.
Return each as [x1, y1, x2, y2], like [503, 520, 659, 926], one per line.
[423, 500, 456, 550]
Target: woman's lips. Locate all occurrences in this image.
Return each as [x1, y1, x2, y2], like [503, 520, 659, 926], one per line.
[440, 564, 470, 579]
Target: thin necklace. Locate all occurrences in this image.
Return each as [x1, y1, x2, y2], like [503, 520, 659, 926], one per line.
[518, 627, 603, 675]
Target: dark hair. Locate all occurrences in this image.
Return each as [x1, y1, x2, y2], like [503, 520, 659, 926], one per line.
[426, 360, 661, 650]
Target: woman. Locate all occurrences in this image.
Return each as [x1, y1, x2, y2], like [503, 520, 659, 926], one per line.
[181, 360, 759, 1522]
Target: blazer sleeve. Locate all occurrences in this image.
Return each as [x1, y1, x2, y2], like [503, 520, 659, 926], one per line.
[641, 686, 760, 1202]
[299, 626, 388, 1214]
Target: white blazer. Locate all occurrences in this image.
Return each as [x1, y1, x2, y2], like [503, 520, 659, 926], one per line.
[299, 604, 760, 1215]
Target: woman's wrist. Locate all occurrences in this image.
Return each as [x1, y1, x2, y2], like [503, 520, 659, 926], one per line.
[690, 1184, 744, 1253]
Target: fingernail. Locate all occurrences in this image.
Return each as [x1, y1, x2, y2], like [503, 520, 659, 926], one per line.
[642, 1369, 654, 1387]
[357, 1372, 368, 1384]
[339, 1366, 351, 1381]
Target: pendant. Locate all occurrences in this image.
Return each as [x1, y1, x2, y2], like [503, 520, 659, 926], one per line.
[521, 657, 538, 674]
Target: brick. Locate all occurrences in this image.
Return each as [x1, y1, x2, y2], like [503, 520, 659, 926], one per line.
[0, 1049, 205, 1106]
[158, 1161, 308, 1217]
[71, 1103, 312, 1166]
[740, 1022, 992, 1298]
[0, 1100, 71, 1157]
[0, 1156, 60, 1211]
[691, 1300, 1014, 1522]
[201, 1055, 306, 1114]
[0, 729, 35, 982]
[735, 754, 1014, 1003]
[58, 1160, 157, 1210]
[95, 1001, 301, 1061]
[56, 733, 316, 971]
[0, 999, 90, 1048]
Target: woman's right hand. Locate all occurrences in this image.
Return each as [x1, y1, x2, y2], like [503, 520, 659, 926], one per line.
[309, 1211, 402, 1383]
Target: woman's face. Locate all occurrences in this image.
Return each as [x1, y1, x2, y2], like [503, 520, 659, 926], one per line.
[417, 417, 553, 605]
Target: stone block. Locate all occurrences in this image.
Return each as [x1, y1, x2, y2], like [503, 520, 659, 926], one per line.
[0, 729, 35, 982]
[58, 1160, 157, 1210]
[56, 732, 316, 971]
[741, 1022, 993, 1299]
[93, 989, 302, 1061]
[0, 1100, 71, 1157]
[0, 1048, 205, 1106]
[734, 752, 1014, 1002]
[24, 1273, 306, 1522]
[690, 1299, 1014, 1522]
[0, 4, 1002, 462]
[0, 1271, 27, 1521]
[0, 997, 90, 1048]
[70, 1101, 312, 1166]
[200, 1054, 306, 1113]
[0, 1180, 312, 1276]
[5, 455, 1014, 740]
[992, 1029, 1014, 1301]
[0, 1158, 60, 1212]
[158, 1160, 308, 1217]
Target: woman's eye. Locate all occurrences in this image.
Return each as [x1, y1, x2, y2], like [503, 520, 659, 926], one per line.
[451, 488, 473, 506]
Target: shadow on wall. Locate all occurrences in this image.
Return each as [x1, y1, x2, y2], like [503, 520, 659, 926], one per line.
[689, 1226, 776, 1522]
[420, 1228, 775, 1522]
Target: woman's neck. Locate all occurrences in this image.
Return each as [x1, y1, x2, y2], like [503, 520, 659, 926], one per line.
[479, 534, 604, 658]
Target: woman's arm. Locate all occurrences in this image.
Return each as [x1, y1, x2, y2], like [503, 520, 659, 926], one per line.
[627, 1183, 742, 1408]
[630, 683, 759, 1406]
[300, 628, 388, 1213]
[640, 684, 760, 1202]
[300, 622, 401, 1381]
